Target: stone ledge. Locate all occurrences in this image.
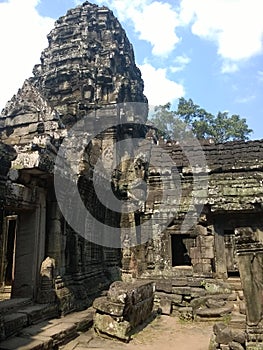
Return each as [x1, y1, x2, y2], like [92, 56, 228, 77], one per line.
[0, 335, 51, 350]
[3, 314, 28, 339]
[0, 307, 94, 350]
[17, 304, 59, 325]
[0, 299, 32, 314]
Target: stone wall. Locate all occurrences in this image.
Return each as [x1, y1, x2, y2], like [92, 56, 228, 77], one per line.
[125, 139, 263, 280]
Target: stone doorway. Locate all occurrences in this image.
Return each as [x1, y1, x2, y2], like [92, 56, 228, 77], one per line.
[0, 215, 17, 299]
[171, 234, 192, 267]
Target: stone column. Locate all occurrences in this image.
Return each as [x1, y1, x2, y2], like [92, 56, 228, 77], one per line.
[213, 219, 228, 279]
[235, 227, 263, 350]
[46, 201, 65, 276]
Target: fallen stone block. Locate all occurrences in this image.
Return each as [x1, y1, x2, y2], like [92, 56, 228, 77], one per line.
[94, 313, 131, 341]
[107, 280, 154, 305]
[93, 280, 154, 342]
[159, 298, 172, 315]
[213, 323, 232, 345]
[93, 297, 125, 317]
[196, 305, 233, 318]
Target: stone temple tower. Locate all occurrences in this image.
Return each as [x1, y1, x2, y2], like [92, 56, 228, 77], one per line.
[0, 1, 148, 314]
[30, 1, 147, 126]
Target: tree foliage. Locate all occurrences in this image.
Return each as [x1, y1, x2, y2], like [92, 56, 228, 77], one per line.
[150, 98, 253, 143]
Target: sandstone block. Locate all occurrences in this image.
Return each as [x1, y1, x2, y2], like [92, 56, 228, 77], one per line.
[172, 286, 191, 295]
[197, 305, 233, 318]
[206, 299, 226, 309]
[107, 280, 154, 305]
[215, 325, 232, 345]
[159, 298, 172, 315]
[93, 297, 125, 317]
[94, 313, 131, 341]
[155, 280, 172, 293]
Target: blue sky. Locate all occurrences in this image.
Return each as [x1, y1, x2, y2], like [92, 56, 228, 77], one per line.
[0, 0, 263, 140]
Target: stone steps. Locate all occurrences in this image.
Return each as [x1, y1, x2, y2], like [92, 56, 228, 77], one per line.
[0, 307, 94, 350]
[0, 298, 32, 314]
[2, 303, 59, 340]
[227, 277, 242, 292]
[226, 277, 245, 314]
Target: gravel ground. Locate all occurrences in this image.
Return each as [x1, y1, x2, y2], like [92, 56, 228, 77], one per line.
[61, 315, 214, 350]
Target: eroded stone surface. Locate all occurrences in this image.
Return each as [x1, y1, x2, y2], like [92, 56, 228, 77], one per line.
[93, 281, 154, 341]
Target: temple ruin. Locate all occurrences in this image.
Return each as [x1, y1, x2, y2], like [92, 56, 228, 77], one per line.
[0, 1, 262, 349]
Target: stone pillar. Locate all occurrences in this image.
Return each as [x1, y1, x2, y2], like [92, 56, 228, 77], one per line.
[213, 219, 228, 279]
[46, 201, 66, 276]
[235, 227, 263, 350]
[121, 214, 137, 281]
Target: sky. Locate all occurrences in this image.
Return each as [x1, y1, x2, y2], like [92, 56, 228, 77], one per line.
[0, 0, 263, 140]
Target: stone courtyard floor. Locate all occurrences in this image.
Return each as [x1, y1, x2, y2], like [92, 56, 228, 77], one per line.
[60, 315, 214, 350]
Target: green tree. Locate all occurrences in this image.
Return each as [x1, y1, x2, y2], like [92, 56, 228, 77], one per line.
[150, 102, 190, 140]
[149, 98, 253, 143]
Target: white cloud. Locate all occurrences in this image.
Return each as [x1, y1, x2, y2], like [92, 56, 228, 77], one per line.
[0, 0, 54, 110]
[92, 0, 181, 57]
[235, 95, 256, 104]
[221, 62, 239, 74]
[170, 54, 191, 73]
[139, 62, 185, 106]
[179, 0, 263, 62]
[131, 2, 180, 56]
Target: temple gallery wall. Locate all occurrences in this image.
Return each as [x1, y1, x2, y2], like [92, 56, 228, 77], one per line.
[0, 2, 262, 349]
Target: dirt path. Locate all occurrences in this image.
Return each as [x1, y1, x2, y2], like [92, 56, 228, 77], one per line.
[62, 315, 214, 350]
[124, 315, 214, 350]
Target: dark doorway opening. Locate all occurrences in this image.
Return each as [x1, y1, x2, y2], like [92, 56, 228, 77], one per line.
[171, 234, 192, 267]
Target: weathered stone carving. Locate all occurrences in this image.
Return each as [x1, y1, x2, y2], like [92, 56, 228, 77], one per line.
[37, 257, 56, 304]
